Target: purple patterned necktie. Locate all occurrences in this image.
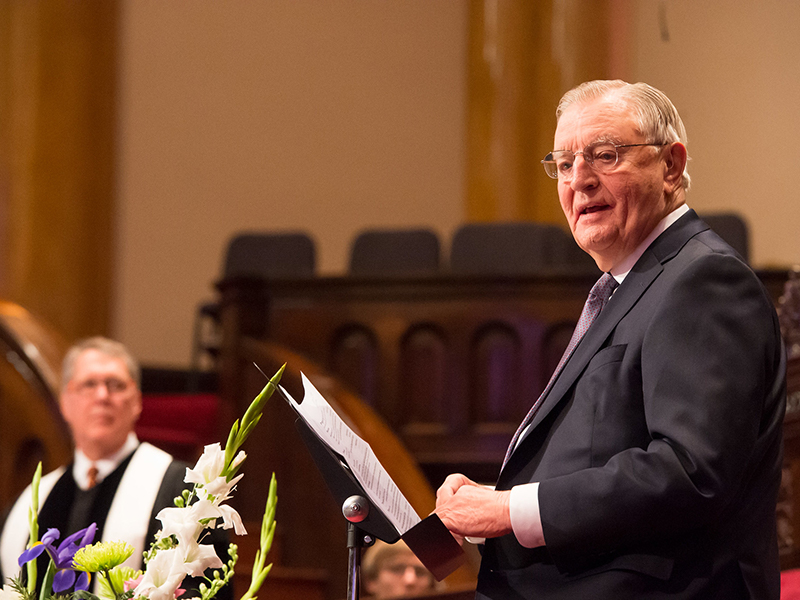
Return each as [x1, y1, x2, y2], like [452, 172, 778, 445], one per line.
[502, 272, 618, 468]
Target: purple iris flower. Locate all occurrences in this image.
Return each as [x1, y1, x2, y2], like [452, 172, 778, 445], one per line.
[18, 523, 97, 592]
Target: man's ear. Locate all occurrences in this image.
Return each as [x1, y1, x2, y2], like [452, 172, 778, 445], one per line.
[133, 389, 143, 422]
[59, 392, 70, 421]
[663, 142, 687, 192]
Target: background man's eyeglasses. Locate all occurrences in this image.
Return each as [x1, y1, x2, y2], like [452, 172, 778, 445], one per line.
[542, 142, 667, 180]
[71, 377, 133, 396]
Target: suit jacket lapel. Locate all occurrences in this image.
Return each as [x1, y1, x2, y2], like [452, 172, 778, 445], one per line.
[519, 210, 709, 439]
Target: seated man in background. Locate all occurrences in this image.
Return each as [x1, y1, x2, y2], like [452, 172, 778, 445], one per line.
[0, 336, 228, 598]
[362, 539, 438, 598]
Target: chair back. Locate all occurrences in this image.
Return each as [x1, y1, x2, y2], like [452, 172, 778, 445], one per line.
[450, 222, 596, 275]
[699, 212, 750, 263]
[190, 232, 316, 380]
[223, 232, 316, 279]
[349, 228, 441, 276]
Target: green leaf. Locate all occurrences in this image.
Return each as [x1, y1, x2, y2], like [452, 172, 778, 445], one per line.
[39, 561, 56, 600]
[223, 419, 240, 469]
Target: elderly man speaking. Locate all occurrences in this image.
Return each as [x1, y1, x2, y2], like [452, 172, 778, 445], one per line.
[435, 81, 786, 599]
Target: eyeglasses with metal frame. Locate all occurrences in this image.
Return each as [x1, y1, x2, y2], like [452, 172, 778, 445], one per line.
[71, 377, 134, 397]
[541, 142, 668, 180]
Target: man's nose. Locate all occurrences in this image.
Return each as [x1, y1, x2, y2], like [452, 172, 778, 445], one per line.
[93, 381, 112, 398]
[570, 154, 598, 190]
[402, 567, 418, 584]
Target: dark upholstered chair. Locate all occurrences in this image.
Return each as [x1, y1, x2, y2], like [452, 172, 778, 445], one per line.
[349, 228, 441, 276]
[221, 232, 316, 279]
[449, 222, 597, 275]
[190, 232, 316, 384]
[698, 212, 750, 264]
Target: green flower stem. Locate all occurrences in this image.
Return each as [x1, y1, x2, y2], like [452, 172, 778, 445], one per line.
[222, 364, 285, 480]
[239, 473, 277, 600]
[199, 545, 238, 600]
[27, 462, 42, 595]
[102, 570, 114, 597]
[101, 567, 127, 600]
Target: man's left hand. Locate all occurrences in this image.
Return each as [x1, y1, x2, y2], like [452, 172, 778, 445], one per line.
[434, 473, 513, 540]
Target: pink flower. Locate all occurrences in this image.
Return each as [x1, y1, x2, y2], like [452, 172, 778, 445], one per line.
[124, 574, 143, 592]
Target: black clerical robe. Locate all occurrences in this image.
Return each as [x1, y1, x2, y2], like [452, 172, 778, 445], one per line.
[1, 443, 183, 584]
[1, 443, 233, 600]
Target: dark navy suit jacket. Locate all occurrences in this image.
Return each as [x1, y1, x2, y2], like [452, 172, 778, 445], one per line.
[477, 210, 786, 599]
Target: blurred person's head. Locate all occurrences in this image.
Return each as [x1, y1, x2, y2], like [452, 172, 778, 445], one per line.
[60, 337, 142, 460]
[362, 540, 436, 598]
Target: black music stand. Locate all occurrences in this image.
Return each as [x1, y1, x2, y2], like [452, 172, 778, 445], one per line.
[285, 390, 465, 600]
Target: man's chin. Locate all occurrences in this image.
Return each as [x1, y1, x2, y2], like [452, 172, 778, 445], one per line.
[85, 431, 126, 450]
[575, 232, 613, 255]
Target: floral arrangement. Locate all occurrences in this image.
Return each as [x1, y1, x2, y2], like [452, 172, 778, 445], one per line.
[2, 365, 284, 600]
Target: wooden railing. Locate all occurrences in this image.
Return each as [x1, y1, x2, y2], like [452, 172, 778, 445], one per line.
[0, 302, 71, 510]
[216, 269, 790, 485]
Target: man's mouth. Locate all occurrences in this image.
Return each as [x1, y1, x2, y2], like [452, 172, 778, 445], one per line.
[580, 204, 609, 215]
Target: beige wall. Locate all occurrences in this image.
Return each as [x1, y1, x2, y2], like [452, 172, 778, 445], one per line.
[114, 1, 800, 367]
[630, 1, 800, 267]
[113, 1, 468, 366]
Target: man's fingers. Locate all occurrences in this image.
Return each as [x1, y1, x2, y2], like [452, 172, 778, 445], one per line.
[436, 473, 472, 502]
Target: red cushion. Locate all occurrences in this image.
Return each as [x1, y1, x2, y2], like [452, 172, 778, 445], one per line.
[135, 393, 220, 461]
[782, 569, 800, 599]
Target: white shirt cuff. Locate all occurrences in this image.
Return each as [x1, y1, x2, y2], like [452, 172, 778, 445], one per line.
[509, 482, 546, 548]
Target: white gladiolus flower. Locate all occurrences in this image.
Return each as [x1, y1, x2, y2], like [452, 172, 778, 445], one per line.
[215, 503, 247, 536]
[203, 472, 244, 502]
[184, 444, 226, 486]
[155, 505, 206, 548]
[179, 538, 224, 577]
[134, 548, 187, 600]
[17, 365, 284, 600]
[185, 444, 247, 499]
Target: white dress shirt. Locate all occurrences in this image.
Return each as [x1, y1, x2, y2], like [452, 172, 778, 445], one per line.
[73, 433, 140, 490]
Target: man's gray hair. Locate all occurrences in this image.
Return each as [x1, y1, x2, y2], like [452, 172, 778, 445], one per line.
[557, 80, 691, 191]
[61, 336, 141, 390]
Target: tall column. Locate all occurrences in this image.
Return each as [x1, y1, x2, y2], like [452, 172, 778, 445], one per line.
[0, 1, 118, 340]
[466, 0, 621, 224]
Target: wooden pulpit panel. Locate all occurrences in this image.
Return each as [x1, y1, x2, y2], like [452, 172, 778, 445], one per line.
[218, 270, 790, 486]
[217, 273, 603, 484]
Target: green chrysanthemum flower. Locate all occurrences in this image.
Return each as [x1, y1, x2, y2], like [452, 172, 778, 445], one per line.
[98, 565, 141, 600]
[73, 541, 135, 573]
